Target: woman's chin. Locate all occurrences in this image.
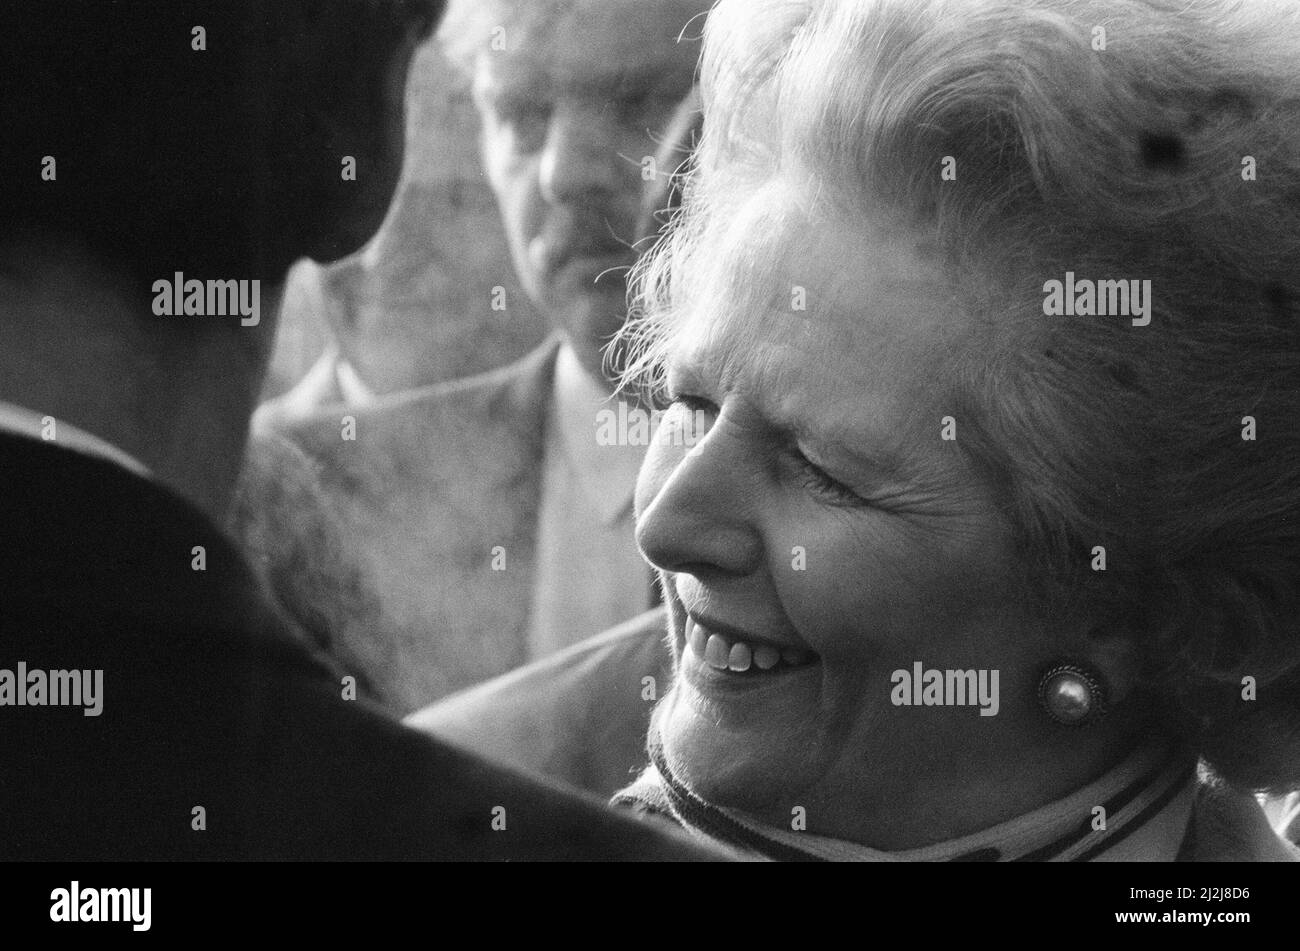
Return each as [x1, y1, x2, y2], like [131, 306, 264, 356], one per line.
[659, 681, 822, 813]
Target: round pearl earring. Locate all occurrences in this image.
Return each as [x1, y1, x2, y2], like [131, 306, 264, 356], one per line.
[1038, 663, 1108, 726]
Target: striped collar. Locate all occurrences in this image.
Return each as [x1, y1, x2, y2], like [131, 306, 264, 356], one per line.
[613, 733, 1197, 862]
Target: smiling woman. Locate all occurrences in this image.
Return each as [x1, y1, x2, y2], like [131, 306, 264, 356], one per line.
[606, 0, 1300, 861]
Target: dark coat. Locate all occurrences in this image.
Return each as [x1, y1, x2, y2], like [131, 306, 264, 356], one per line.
[0, 433, 719, 861]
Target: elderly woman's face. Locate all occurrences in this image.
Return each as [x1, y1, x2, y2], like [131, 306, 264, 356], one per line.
[634, 178, 1065, 843]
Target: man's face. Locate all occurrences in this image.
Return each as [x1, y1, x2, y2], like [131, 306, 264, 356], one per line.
[473, 0, 707, 385]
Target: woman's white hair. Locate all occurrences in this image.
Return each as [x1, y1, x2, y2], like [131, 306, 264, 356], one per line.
[619, 0, 1300, 792]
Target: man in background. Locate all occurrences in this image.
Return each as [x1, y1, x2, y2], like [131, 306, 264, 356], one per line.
[238, 0, 711, 714]
[0, 0, 714, 861]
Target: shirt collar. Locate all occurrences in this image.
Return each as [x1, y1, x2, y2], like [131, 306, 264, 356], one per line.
[548, 343, 643, 525]
[335, 357, 377, 406]
[0, 401, 151, 478]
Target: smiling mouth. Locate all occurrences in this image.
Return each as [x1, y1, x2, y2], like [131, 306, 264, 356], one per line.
[684, 615, 819, 675]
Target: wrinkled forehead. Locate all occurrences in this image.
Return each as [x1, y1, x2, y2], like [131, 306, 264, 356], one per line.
[667, 177, 969, 389]
[474, 0, 706, 95]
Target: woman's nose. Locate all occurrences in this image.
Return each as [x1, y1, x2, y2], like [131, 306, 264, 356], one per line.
[635, 426, 764, 581]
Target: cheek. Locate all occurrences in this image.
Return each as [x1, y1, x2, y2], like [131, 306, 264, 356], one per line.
[771, 510, 1020, 661]
[767, 516, 883, 661]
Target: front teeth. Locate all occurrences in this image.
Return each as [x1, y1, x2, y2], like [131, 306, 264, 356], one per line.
[727, 642, 752, 672]
[686, 619, 814, 673]
[753, 645, 781, 670]
[703, 633, 730, 668]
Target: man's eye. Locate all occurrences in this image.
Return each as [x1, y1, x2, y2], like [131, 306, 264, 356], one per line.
[792, 450, 866, 506]
[495, 98, 548, 122]
[493, 100, 550, 143]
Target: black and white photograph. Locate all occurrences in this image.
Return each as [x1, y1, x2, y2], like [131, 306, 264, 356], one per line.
[3, 0, 1298, 933]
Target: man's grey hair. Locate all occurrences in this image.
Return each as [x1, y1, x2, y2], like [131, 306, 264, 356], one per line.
[437, 0, 571, 74]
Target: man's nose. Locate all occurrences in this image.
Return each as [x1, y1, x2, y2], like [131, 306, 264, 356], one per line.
[537, 102, 625, 207]
[635, 428, 764, 581]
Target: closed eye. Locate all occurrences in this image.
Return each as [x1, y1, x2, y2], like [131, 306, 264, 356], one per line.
[791, 449, 868, 507]
[668, 392, 718, 415]
[660, 393, 717, 447]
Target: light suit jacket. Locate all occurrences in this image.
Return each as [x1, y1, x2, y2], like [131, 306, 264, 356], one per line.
[235, 337, 563, 714]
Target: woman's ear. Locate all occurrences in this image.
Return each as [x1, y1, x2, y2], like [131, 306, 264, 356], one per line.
[1080, 627, 1145, 707]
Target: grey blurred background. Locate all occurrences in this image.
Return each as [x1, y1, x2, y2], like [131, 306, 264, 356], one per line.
[264, 39, 547, 399]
